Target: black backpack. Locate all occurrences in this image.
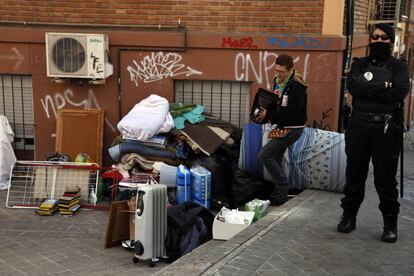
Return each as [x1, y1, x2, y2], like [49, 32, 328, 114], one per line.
[164, 202, 214, 263]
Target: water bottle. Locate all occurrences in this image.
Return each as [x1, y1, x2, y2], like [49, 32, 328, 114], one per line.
[176, 165, 191, 205]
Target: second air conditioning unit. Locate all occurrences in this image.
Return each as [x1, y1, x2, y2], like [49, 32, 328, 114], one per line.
[46, 32, 113, 80]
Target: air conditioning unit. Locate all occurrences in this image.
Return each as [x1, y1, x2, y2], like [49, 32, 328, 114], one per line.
[46, 32, 113, 80]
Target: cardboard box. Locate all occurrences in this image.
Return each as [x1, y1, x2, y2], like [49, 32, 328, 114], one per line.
[104, 200, 129, 248]
[212, 211, 255, 240]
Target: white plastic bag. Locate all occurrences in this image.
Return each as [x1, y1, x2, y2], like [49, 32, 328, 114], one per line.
[220, 207, 249, 225]
[117, 94, 174, 141]
[0, 116, 16, 190]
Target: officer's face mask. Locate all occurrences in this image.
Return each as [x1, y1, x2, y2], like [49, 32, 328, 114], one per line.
[369, 42, 392, 61]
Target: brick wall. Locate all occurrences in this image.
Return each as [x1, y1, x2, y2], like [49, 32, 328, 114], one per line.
[0, 0, 324, 34]
[354, 0, 370, 34]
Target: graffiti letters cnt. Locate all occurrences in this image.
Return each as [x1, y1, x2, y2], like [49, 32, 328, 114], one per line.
[127, 52, 202, 87]
[235, 51, 309, 90]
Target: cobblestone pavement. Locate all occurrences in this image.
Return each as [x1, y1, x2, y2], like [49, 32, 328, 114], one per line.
[161, 181, 414, 276]
[159, 138, 414, 276]
[0, 192, 167, 275]
[1, 138, 414, 275]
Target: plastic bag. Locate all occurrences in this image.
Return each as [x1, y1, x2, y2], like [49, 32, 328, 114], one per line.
[220, 207, 249, 225]
[245, 199, 270, 221]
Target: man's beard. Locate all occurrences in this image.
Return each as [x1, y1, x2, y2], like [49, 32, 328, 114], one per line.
[369, 42, 392, 61]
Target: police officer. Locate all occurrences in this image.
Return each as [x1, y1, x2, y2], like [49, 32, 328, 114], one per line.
[337, 24, 409, 243]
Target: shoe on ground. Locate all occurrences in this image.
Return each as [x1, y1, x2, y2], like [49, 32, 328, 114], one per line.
[382, 215, 397, 243]
[122, 240, 135, 250]
[382, 229, 397, 243]
[381, 225, 398, 243]
[337, 215, 356, 233]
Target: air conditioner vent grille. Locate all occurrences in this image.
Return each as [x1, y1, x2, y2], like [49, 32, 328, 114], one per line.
[52, 37, 86, 73]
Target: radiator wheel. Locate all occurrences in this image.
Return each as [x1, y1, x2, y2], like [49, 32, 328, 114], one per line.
[134, 241, 144, 255]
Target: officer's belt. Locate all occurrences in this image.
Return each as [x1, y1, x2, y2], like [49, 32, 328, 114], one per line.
[351, 111, 391, 123]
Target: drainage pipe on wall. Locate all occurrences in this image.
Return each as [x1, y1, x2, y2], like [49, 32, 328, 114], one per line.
[0, 20, 183, 31]
[337, 0, 354, 133]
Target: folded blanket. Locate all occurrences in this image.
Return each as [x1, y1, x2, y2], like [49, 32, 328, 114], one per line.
[179, 123, 228, 156]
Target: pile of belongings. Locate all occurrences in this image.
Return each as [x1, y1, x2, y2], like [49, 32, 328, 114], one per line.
[109, 94, 241, 184]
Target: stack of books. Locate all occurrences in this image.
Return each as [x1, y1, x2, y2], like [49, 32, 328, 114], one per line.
[59, 187, 81, 216]
[35, 199, 59, 216]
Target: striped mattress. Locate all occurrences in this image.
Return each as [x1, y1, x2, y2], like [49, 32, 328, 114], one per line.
[238, 124, 346, 192]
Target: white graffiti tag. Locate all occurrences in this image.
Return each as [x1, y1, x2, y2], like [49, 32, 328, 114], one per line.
[41, 88, 116, 132]
[127, 52, 202, 87]
[235, 51, 309, 90]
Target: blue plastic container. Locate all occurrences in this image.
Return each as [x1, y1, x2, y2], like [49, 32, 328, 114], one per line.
[190, 164, 211, 209]
[176, 165, 191, 204]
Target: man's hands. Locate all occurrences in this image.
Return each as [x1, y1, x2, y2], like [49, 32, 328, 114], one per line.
[255, 107, 267, 122]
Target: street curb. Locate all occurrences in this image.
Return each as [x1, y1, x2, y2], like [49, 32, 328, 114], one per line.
[154, 189, 318, 276]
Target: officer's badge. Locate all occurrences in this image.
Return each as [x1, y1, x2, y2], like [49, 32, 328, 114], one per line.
[364, 72, 373, 81]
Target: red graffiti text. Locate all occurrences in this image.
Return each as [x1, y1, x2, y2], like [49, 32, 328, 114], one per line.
[221, 37, 258, 49]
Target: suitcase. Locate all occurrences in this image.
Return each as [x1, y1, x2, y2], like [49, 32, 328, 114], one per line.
[132, 181, 167, 267]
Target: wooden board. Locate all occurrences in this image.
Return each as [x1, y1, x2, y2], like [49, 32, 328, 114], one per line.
[104, 200, 130, 248]
[55, 109, 104, 165]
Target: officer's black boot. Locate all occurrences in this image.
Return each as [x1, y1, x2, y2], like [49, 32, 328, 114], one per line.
[382, 214, 397, 243]
[337, 211, 356, 233]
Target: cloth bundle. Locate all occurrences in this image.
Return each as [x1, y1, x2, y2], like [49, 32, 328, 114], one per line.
[117, 94, 174, 141]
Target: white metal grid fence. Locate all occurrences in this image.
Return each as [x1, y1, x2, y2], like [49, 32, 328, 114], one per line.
[6, 161, 99, 208]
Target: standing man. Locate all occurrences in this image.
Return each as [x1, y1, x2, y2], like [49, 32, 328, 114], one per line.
[255, 54, 307, 205]
[338, 24, 409, 243]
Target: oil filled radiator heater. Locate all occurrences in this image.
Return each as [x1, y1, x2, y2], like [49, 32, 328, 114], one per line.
[133, 182, 167, 266]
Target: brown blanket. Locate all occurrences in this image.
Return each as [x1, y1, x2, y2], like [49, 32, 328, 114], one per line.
[179, 123, 229, 156]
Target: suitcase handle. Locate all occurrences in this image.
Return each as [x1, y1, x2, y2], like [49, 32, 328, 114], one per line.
[146, 176, 159, 185]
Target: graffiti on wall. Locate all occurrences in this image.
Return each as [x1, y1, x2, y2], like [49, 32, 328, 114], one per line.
[90, 53, 104, 74]
[41, 88, 116, 133]
[267, 35, 332, 49]
[234, 51, 309, 90]
[311, 108, 333, 130]
[221, 37, 258, 49]
[127, 52, 202, 87]
[0, 47, 24, 70]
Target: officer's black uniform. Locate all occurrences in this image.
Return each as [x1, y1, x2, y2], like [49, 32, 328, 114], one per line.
[338, 24, 410, 243]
